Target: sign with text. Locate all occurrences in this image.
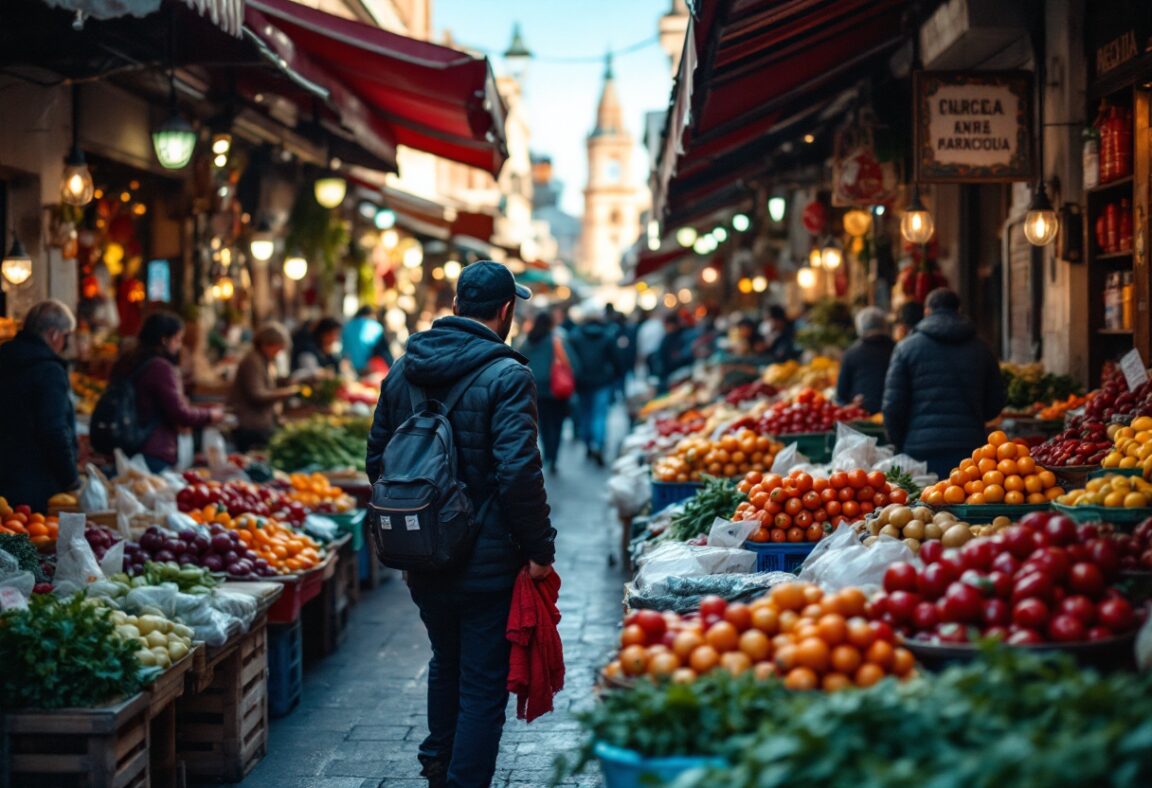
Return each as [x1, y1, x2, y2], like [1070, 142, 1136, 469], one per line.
[915, 71, 1033, 183]
[1085, 0, 1152, 84]
[1120, 349, 1149, 391]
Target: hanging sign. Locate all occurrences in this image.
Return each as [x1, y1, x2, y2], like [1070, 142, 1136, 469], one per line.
[1085, 0, 1152, 84]
[914, 71, 1033, 183]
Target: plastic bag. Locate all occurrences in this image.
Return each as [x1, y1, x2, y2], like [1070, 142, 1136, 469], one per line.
[165, 511, 200, 532]
[114, 484, 147, 540]
[176, 432, 195, 471]
[625, 570, 796, 613]
[798, 523, 918, 592]
[0, 548, 34, 607]
[79, 463, 111, 512]
[707, 518, 759, 548]
[304, 514, 339, 543]
[633, 541, 757, 592]
[53, 512, 106, 596]
[608, 459, 652, 518]
[100, 540, 125, 577]
[771, 442, 809, 474]
[203, 427, 230, 475]
[829, 423, 880, 471]
[110, 584, 258, 647]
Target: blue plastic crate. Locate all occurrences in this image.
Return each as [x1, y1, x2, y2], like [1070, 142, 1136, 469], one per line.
[595, 741, 724, 788]
[743, 540, 818, 573]
[267, 620, 303, 718]
[650, 480, 703, 512]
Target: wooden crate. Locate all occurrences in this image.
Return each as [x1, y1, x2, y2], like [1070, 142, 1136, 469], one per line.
[175, 624, 269, 783]
[1, 693, 150, 788]
[302, 546, 349, 663]
[146, 649, 198, 788]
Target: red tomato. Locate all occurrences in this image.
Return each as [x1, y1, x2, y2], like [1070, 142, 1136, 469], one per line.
[1048, 614, 1087, 643]
[940, 583, 983, 623]
[917, 563, 952, 600]
[886, 590, 921, 623]
[981, 598, 1011, 627]
[786, 527, 805, 543]
[847, 470, 868, 489]
[801, 491, 822, 511]
[634, 610, 667, 641]
[1012, 598, 1051, 630]
[794, 510, 813, 528]
[824, 500, 842, 517]
[1097, 597, 1135, 632]
[805, 524, 824, 542]
[866, 471, 887, 490]
[838, 487, 855, 502]
[919, 541, 944, 566]
[699, 595, 728, 621]
[784, 497, 803, 517]
[770, 528, 788, 543]
[1058, 595, 1097, 626]
[829, 471, 849, 489]
[1068, 562, 1106, 598]
[841, 500, 860, 519]
[774, 513, 792, 530]
[793, 472, 813, 493]
[889, 488, 909, 505]
[856, 485, 875, 501]
[912, 601, 939, 631]
[1007, 628, 1044, 645]
[883, 562, 920, 593]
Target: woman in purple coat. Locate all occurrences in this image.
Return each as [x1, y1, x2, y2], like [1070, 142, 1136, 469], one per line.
[110, 312, 223, 472]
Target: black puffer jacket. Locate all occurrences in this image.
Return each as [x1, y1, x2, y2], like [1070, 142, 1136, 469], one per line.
[837, 335, 896, 414]
[365, 317, 555, 592]
[0, 331, 79, 511]
[568, 320, 622, 390]
[882, 310, 1005, 456]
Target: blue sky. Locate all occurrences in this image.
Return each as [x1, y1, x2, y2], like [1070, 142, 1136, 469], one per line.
[434, 0, 676, 217]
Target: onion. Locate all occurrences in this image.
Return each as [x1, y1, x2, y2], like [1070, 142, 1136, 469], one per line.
[170, 541, 187, 556]
[177, 553, 195, 565]
[210, 535, 232, 553]
[223, 550, 239, 564]
[193, 535, 210, 553]
[203, 554, 224, 572]
[154, 550, 175, 562]
[179, 529, 198, 543]
[231, 559, 253, 576]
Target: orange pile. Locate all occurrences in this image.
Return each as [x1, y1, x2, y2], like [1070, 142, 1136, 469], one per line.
[0, 497, 59, 549]
[187, 506, 323, 573]
[603, 582, 915, 691]
[652, 429, 780, 483]
[287, 473, 355, 511]
[920, 431, 1064, 506]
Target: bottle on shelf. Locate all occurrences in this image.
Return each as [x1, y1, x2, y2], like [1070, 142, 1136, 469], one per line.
[1119, 198, 1133, 252]
[1104, 273, 1119, 330]
[1105, 201, 1119, 253]
[1083, 114, 1101, 190]
[1117, 105, 1133, 179]
[1122, 272, 1134, 331]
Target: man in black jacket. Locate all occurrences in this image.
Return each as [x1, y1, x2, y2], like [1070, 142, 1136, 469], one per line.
[567, 307, 624, 465]
[0, 300, 80, 511]
[836, 307, 895, 414]
[882, 289, 1005, 478]
[366, 261, 555, 788]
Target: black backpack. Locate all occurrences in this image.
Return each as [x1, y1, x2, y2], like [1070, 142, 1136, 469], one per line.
[90, 359, 157, 456]
[367, 359, 511, 572]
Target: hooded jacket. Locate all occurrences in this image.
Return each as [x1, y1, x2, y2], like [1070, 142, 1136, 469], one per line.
[0, 331, 79, 510]
[365, 317, 555, 592]
[882, 310, 1005, 457]
[837, 334, 896, 414]
[568, 320, 622, 390]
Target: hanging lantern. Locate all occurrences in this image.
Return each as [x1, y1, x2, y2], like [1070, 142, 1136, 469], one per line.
[796, 267, 816, 288]
[1023, 182, 1059, 246]
[842, 209, 872, 238]
[249, 218, 275, 262]
[61, 147, 94, 206]
[152, 108, 196, 170]
[314, 174, 347, 209]
[820, 242, 843, 270]
[900, 186, 935, 244]
[767, 196, 787, 223]
[809, 247, 823, 269]
[675, 227, 697, 248]
[283, 255, 308, 281]
[1, 235, 32, 286]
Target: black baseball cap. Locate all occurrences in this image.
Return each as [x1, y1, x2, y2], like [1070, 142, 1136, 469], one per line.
[456, 260, 531, 306]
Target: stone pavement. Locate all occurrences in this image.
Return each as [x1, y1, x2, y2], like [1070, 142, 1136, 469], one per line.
[236, 427, 625, 788]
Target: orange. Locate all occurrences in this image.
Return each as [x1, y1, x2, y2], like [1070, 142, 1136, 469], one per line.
[705, 622, 739, 652]
[865, 640, 894, 669]
[27, 522, 48, 537]
[1024, 475, 1044, 494]
[949, 471, 966, 487]
[959, 458, 976, 471]
[997, 459, 1019, 476]
[1038, 470, 1057, 488]
[830, 644, 862, 675]
[29, 513, 45, 523]
[1027, 492, 1048, 505]
[964, 464, 982, 482]
[774, 643, 797, 672]
[672, 630, 703, 661]
[833, 588, 867, 618]
[816, 614, 847, 646]
[996, 442, 1018, 461]
[978, 458, 998, 474]
[1004, 475, 1025, 493]
[982, 484, 1005, 503]
[964, 480, 985, 495]
[738, 629, 772, 662]
[1046, 486, 1064, 501]
[777, 610, 799, 633]
[784, 667, 819, 691]
[1004, 490, 1025, 505]
[944, 486, 966, 504]
[689, 645, 720, 674]
[982, 470, 1005, 486]
[846, 618, 875, 649]
[1016, 456, 1036, 475]
[803, 585, 825, 605]
[719, 651, 752, 676]
[750, 606, 779, 635]
[988, 430, 1008, 446]
[924, 490, 946, 506]
[891, 647, 916, 677]
[822, 672, 852, 692]
[794, 637, 831, 673]
[770, 583, 808, 612]
[980, 445, 998, 461]
[855, 663, 886, 687]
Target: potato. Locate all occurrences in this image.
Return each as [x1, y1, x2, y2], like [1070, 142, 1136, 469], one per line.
[888, 506, 914, 529]
[168, 641, 190, 661]
[933, 511, 957, 525]
[992, 516, 1012, 529]
[912, 506, 935, 523]
[875, 507, 890, 527]
[863, 535, 879, 547]
[942, 523, 974, 548]
[924, 521, 944, 540]
[146, 630, 168, 649]
[902, 520, 926, 541]
[136, 648, 158, 667]
[903, 538, 921, 553]
[869, 520, 882, 536]
[879, 524, 902, 539]
[116, 624, 141, 641]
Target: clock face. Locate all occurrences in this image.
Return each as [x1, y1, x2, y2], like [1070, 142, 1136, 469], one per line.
[605, 160, 621, 183]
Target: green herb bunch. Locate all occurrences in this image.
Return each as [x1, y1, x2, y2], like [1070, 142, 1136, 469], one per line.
[0, 533, 49, 582]
[885, 466, 922, 499]
[666, 477, 748, 542]
[0, 594, 142, 710]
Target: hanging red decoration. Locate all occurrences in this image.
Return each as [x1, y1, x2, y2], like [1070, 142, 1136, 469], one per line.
[801, 200, 828, 235]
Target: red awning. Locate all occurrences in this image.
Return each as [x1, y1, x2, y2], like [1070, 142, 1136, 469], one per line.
[633, 247, 691, 281]
[654, 0, 909, 223]
[245, 0, 508, 176]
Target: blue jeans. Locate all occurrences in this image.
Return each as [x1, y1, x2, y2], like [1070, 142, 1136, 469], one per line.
[409, 585, 513, 788]
[576, 385, 613, 453]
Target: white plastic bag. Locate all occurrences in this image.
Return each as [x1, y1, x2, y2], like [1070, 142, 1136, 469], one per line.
[79, 463, 110, 512]
[707, 518, 759, 548]
[771, 443, 809, 474]
[633, 541, 757, 591]
[798, 523, 918, 592]
[53, 512, 106, 596]
[608, 459, 652, 518]
[176, 432, 195, 471]
[0, 548, 34, 606]
[203, 427, 229, 475]
[829, 423, 881, 471]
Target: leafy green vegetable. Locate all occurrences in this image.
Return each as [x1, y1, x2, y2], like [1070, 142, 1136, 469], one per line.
[269, 416, 372, 471]
[666, 476, 748, 542]
[564, 647, 1152, 787]
[0, 594, 142, 709]
[885, 466, 921, 499]
[0, 533, 48, 583]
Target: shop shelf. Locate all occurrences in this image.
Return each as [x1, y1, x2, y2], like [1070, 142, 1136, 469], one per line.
[743, 540, 819, 573]
[1086, 174, 1133, 195]
[650, 480, 703, 512]
[267, 621, 303, 719]
[1095, 250, 1134, 263]
[1097, 328, 1134, 335]
[594, 741, 726, 788]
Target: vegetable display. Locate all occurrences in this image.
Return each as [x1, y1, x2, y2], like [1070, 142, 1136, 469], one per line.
[285, 472, 356, 512]
[873, 511, 1141, 645]
[269, 416, 371, 471]
[665, 477, 747, 543]
[177, 478, 310, 526]
[1056, 473, 1152, 508]
[0, 533, 50, 582]
[129, 525, 276, 578]
[0, 594, 143, 710]
[0, 498, 59, 548]
[919, 431, 1064, 506]
[1031, 416, 1113, 467]
[857, 504, 988, 554]
[755, 388, 870, 434]
[183, 509, 323, 573]
[1101, 416, 1152, 474]
[107, 608, 195, 669]
[1000, 362, 1081, 411]
[734, 469, 908, 542]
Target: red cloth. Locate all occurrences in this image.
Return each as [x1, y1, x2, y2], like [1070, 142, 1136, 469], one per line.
[506, 566, 564, 722]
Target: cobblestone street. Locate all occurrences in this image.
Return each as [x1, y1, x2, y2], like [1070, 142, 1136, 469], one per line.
[238, 427, 624, 788]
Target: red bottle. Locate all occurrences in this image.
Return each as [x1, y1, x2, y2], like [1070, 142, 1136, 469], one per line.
[1119, 198, 1133, 251]
[1105, 202, 1119, 253]
[1096, 213, 1108, 253]
[1117, 107, 1133, 179]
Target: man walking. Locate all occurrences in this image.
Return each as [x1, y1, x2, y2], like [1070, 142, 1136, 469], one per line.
[366, 261, 556, 788]
[882, 288, 1005, 478]
[0, 300, 80, 511]
[568, 305, 624, 466]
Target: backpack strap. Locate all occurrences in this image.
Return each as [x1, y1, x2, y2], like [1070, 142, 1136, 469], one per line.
[408, 357, 516, 416]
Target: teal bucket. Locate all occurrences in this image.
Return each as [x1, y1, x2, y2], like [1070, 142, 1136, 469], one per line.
[594, 741, 725, 787]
